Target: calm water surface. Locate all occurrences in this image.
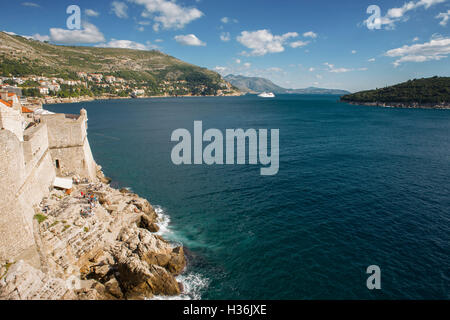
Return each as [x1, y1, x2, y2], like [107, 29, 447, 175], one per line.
[47, 95, 450, 299]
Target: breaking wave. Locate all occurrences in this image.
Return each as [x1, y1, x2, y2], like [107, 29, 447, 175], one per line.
[151, 205, 210, 300]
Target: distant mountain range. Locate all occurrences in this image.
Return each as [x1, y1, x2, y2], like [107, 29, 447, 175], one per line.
[224, 74, 351, 95]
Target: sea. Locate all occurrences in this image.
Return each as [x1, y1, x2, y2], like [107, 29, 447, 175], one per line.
[46, 94, 450, 300]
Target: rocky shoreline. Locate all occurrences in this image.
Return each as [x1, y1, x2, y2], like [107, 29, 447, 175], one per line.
[341, 100, 450, 110]
[0, 169, 186, 300]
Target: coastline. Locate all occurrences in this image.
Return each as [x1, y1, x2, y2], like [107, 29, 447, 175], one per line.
[36, 92, 244, 106]
[0, 103, 194, 300]
[0, 172, 188, 300]
[341, 100, 450, 110]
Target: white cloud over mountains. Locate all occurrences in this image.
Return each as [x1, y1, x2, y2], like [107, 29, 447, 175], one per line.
[129, 0, 203, 31]
[385, 36, 450, 66]
[96, 39, 159, 50]
[49, 22, 105, 44]
[174, 34, 206, 46]
[324, 62, 367, 73]
[237, 30, 299, 56]
[236, 29, 317, 56]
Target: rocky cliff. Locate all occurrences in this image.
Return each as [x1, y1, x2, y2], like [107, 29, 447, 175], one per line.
[0, 172, 186, 300]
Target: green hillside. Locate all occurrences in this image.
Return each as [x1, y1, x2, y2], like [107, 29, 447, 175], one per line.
[0, 32, 238, 96]
[341, 77, 450, 104]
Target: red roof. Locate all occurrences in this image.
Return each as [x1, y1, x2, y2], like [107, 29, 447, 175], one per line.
[22, 106, 33, 113]
[0, 99, 12, 107]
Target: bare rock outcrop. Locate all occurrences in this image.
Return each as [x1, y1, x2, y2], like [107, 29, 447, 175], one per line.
[0, 260, 75, 300]
[0, 180, 187, 300]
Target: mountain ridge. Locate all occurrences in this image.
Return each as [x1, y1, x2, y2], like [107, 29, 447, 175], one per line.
[224, 74, 351, 95]
[0, 31, 240, 97]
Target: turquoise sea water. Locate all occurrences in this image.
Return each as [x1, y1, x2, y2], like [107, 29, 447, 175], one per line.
[47, 95, 450, 299]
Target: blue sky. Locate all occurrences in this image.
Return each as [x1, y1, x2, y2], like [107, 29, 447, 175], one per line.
[1, 0, 449, 91]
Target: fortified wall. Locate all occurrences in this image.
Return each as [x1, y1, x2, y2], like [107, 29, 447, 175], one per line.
[0, 103, 97, 264]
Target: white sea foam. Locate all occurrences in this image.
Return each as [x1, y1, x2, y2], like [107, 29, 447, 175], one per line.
[149, 205, 210, 300]
[151, 272, 210, 300]
[153, 205, 172, 236]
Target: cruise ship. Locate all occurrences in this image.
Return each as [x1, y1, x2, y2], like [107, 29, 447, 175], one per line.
[258, 92, 276, 98]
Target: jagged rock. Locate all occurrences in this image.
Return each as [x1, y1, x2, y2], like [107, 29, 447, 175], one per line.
[75, 281, 116, 300]
[97, 170, 112, 184]
[0, 261, 72, 300]
[145, 265, 181, 296]
[114, 250, 180, 298]
[1, 180, 186, 300]
[90, 264, 111, 282]
[167, 247, 186, 275]
[178, 281, 184, 293]
[105, 277, 123, 299]
[139, 214, 160, 233]
[134, 199, 157, 220]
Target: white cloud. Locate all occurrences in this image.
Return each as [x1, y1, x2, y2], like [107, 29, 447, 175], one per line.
[111, 1, 128, 19]
[220, 32, 231, 42]
[368, 58, 376, 62]
[174, 34, 206, 46]
[385, 36, 450, 67]
[267, 67, 283, 72]
[351, 50, 357, 54]
[243, 62, 251, 68]
[436, 10, 450, 26]
[155, 38, 164, 42]
[237, 29, 299, 56]
[324, 62, 352, 73]
[235, 59, 241, 64]
[413, 37, 420, 42]
[96, 39, 159, 50]
[214, 66, 227, 73]
[85, 9, 100, 17]
[290, 40, 309, 48]
[129, 0, 203, 30]
[30, 34, 50, 42]
[221, 17, 238, 24]
[364, 0, 446, 29]
[50, 22, 105, 44]
[21, 2, 40, 7]
[303, 31, 317, 38]
[3, 30, 50, 42]
[324, 62, 367, 73]
[308, 67, 315, 72]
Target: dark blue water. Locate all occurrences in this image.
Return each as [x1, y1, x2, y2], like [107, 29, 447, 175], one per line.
[47, 95, 450, 299]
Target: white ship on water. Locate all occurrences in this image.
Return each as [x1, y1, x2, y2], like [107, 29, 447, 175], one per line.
[258, 92, 275, 98]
